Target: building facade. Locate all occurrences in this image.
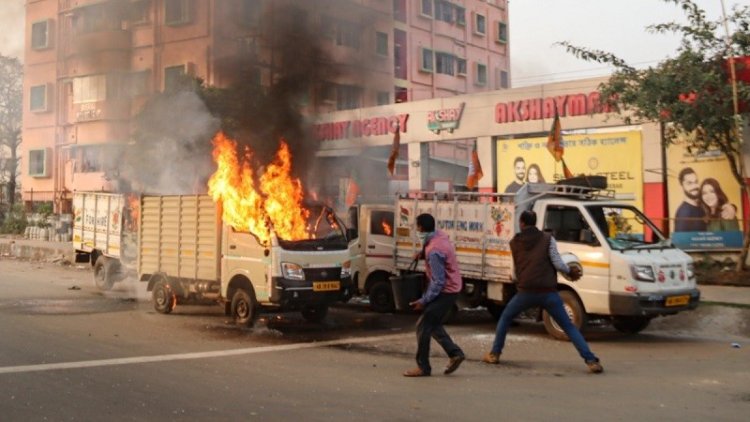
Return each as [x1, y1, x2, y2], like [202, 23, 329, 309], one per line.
[22, 0, 510, 211]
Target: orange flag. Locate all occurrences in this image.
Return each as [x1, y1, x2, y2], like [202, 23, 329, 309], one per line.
[546, 111, 563, 162]
[387, 124, 401, 176]
[466, 146, 484, 190]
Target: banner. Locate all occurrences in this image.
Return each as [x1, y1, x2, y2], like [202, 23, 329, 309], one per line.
[667, 135, 743, 250]
[496, 131, 644, 211]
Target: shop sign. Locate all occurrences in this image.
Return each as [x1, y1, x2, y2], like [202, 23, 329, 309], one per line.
[314, 114, 409, 141]
[495, 92, 608, 124]
[427, 102, 465, 134]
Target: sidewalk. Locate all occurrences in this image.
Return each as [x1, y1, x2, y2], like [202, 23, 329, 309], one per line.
[2, 236, 749, 307]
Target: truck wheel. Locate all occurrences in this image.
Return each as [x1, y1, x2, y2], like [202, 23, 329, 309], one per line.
[231, 289, 258, 327]
[152, 279, 177, 314]
[93, 257, 116, 291]
[542, 291, 587, 341]
[301, 305, 329, 323]
[612, 316, 651, 334]
[369, 280, 395, 313]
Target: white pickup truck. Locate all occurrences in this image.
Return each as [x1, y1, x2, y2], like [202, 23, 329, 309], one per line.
[348, 182, 700, 339]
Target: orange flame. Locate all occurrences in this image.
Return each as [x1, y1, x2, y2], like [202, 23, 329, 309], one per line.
[207, 132, 310, 243]
[382, 220, 392, 236]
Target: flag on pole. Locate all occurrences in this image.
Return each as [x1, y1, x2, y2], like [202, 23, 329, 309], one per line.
[466, 145, 484, 190]
[546, 111, 563, 162]
[545, 110, 575, 179]
[345, 168, 360, 208]
[387, 124, 401, 176]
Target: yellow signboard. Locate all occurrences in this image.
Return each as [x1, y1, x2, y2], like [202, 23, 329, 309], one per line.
[666, 135, 743, 250]
[496, 131, 643, 210]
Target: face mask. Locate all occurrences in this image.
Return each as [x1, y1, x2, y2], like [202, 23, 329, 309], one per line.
[417, 231, 431, 242]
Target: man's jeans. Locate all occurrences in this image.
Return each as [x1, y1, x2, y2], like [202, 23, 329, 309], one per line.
[490, 291, 598, 362]
[416, 293, 464, 374]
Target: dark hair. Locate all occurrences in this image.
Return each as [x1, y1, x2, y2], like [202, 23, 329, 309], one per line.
[699, 178, 729, 218]
[526, 163, 545, 183]
[514, 156, 525, 166]
[416, 213, 435, 232]
[678, 167, 696, 184]
[519, 210, 537, 226]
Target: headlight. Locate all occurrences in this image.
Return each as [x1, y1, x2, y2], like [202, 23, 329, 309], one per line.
[340, 261, 351, 278]
[281, 262, 305, 280]
[686, 262, 695, 279]
[630, 264, 655, 282]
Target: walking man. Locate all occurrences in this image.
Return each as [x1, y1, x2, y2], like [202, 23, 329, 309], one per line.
[403, 213, 465, 377]
[482, 210, 603, 373]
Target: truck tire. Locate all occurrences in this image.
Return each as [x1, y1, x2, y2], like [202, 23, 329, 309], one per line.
[93, 257, 116, 291]
[301, 305, 329, 323]
[152, 279, 177, 314]
[369, 280, 395, 313]
[231, 288, 258, 327]
[612, 316, 651, 334]
[542, 291, 587, 341]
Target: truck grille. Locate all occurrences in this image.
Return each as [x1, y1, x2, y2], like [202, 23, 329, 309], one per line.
[303, 268, 340, 281]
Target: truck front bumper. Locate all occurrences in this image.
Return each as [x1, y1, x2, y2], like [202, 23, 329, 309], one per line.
[270, 277, 354, 309]
[609, 288, 700, 316]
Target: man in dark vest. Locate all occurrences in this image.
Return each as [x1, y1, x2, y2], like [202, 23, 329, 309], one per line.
[482, 210, 603, 373]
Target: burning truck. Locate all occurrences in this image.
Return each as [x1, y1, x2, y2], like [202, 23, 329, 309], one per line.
[137, 133, 353, 325]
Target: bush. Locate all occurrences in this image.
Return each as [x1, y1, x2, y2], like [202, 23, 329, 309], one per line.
[0, 204, 28, 234]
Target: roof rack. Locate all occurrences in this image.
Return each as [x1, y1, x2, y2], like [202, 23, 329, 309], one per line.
[526, 183, 616, 199]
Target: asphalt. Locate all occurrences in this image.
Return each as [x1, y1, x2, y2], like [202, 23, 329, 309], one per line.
[1, 236, 749, 307]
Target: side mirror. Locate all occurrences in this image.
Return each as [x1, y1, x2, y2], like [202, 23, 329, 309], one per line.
[346, 228, 358, 241]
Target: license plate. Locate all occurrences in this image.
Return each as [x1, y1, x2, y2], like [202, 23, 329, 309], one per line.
[313, 281, 340, 292]
[665, 295, 690, 307]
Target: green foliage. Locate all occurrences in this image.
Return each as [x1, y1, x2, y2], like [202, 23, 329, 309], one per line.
[0, 203, 27, 234]
[559, 0, 750, 185]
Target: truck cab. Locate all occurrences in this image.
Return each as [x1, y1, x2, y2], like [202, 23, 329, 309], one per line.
[346, 203, 397, 312]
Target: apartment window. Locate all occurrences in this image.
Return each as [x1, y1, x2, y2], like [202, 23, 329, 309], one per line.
[457, 58, 467, 76]
[474, 13, 486, 35]
[376, 32, 388, 56]
[29, 149, 48, 177]
[164, 65, 186, 92]
[31, 20, 50, 50]
[377, 91, 390, 105]
[475, 63, 487, 86]
[30, 85, 48, 112]
[420, 48, 434, 72]
[395, 86, 408, 103]
[335, 84, 361, 111]
[74, 4, 118, 33]
[393, 0, 407, 23]
[499, 70, 509, 88]
[129, 0, 150, 24]
[73, 75, 107, 104]
[434, 1, 454, 23]
[435, 52, 455, 76]
[394, 29, 407, 79]
[323, 16, 361, 49]
[421, 0, 434, 17]
[496, 21, 508, 43]
[165, 0, 191, 26]
[74, 145, 105, 173]
[456, 7, 466, 26]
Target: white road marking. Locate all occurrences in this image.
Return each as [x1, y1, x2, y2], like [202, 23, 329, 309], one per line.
[0, 333, 412, 375]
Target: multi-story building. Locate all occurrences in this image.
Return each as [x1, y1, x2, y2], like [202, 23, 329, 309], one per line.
[22, 0, 510, 211]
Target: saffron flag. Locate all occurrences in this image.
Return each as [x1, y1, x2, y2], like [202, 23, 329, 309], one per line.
[466, 146, 484, 190]
[546, 111, 563, 162]
[345, 176, 360, 208]
[387, 124, 401, 176]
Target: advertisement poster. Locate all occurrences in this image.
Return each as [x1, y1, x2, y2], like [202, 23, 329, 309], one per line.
[496, 131, 644, 211]
[667, 135, 743, 250]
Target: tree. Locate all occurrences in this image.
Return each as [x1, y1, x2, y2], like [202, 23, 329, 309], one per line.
[0, 54, 22, 211]
[560, 0, 750, 269]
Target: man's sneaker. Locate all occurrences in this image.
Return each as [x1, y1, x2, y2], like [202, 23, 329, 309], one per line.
[482, 352, 500, 364]
[444, 355, 465, 375]
[586, 359, 603, 374]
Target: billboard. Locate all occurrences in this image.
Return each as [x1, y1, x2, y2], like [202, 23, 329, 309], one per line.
[667, 136, 743, 250]
[496, 131, 644, 211]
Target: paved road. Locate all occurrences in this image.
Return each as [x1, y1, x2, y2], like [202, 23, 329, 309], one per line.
[0, 259, 748, 421]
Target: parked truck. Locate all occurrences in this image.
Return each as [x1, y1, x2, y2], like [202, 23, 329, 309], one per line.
[348, 182, 700, 339]
[137, 194, 353, 325]
[72, 192, 138, 290]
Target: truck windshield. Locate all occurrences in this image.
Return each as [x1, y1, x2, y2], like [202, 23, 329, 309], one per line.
[277, 205, 348, 250]
[586, 205, 670, 250]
